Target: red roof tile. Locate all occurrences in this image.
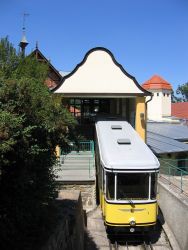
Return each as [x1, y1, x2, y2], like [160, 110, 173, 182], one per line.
[142, 75, 172, 90]
[172, 102, 188, 119]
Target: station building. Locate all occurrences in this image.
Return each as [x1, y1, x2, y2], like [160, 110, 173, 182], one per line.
[29, 45, 188, 166]
[52, 47, 152, 142]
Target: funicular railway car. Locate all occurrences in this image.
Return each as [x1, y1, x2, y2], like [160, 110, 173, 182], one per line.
[95, 120, 160, 233]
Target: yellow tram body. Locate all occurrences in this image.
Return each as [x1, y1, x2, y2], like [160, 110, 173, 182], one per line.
[100, 191, 157, 227]
[95, 120, 160, 232]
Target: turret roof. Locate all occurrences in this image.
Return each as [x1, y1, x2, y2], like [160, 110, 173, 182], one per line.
[142, 75, 172, 90]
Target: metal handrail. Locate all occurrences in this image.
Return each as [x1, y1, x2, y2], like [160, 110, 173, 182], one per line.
[160, 159, 188, 175]
[159, 158, 188, 194]
[160, 158, 188, 163]
[60, 141, 94, 155]
[59, 140, 95, 178]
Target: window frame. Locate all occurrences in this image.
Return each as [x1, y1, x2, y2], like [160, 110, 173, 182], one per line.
[105, 171, 158, 203]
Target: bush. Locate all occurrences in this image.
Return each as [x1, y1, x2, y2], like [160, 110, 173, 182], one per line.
[0, 37, 76, 249]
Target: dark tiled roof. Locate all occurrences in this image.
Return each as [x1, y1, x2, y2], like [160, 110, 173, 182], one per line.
[147, 131, 188, 154]
[146, 122, 188, 154]
[147, 122, 188, 141]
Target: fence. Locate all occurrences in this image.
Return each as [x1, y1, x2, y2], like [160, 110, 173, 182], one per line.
[58, 141, 95, 179]
[159, 158, 188, 194]
[60, 141, 94, 156]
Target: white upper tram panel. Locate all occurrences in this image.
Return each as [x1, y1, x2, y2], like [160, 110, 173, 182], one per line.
[95, 120, 160, 171]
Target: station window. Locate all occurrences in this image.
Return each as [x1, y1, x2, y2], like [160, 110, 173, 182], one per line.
[151, 173, 157, 200]
[157, 93, 159, 96]
[163, 93, 166, 97]
[117, 173, 149, 200]
[106, 172, 115, 200]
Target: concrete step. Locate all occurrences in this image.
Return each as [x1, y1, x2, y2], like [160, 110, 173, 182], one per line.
[57, 165, 95, 170]
[64, 155, 93, 160]
[62, 161, 94, 166]
[61, 163, 94, 167]
[63, 159, 93, 164]
[56, 169, 95, 176]
[56, 176, 95, 181]
[66, 151, 93, 155]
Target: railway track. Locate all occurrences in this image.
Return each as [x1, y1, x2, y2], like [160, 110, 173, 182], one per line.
[109, 240, 172, 250]
[109, 240, 154, 250]
[86, 207, 172, 250]
[107, 229, 172, 250]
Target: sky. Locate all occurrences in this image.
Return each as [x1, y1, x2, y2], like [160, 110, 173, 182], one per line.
[0, 0, 188, 90]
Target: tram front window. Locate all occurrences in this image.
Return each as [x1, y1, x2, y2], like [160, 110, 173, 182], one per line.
[117, 173, 149, 200]
[106, 172, 115, 200]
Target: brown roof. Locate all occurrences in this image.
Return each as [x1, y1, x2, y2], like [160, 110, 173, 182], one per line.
[30, 48, 63, 89]
[142, 75, 172, 90]
[172, 102, 188, 119]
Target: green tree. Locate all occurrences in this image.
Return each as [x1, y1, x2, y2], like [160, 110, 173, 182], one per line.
[0, 37, 76, 250]
[0, 36, 20, 79]
[176, 82, 188, 102]
[171, 90, 182, 103]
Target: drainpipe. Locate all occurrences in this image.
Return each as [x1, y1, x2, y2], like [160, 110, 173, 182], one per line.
[145, 94, 153, 143]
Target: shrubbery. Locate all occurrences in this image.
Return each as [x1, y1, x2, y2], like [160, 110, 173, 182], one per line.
[0, 37, 76, 250]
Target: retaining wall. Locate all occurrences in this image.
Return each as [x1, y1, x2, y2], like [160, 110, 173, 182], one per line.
[41, 190, 85, 250]
[158, 180, 188, 250]
[57, 183, 96, 211]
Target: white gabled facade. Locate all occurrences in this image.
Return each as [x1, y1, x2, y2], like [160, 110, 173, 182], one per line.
[54, 48, 150, 98]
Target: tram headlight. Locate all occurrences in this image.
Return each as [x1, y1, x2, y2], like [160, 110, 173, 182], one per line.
[130, 220, 136, 226]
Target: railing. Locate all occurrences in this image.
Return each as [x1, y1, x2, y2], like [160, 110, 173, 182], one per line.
[58, 140, 95, 179]
[60, 140, 94, 156]
[159, 158, 188, 194]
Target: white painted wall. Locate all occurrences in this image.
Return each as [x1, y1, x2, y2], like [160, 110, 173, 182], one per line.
[162, 90, 171, 117]
[146, 89, 171, 120]
[55, 50, 145, 95]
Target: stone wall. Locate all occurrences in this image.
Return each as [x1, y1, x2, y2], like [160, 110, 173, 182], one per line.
[57, 183, 96, 211]
[158, 180, 188, 250]
[41, 190, 85, 250]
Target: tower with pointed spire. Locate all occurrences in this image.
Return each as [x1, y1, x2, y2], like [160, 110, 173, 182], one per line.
[19, 13, 29, 57]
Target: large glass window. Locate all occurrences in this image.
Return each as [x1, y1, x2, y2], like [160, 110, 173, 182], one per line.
[151, 173, 158, 200]
[69, 99, 111, 125]
[106, 172, 115, 200]
[117, 173, 149, 200]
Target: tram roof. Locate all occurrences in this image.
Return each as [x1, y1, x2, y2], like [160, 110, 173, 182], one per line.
[95, 120, 160, 171]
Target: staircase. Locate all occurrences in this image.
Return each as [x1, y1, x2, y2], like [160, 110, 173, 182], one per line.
[55, 150, 95, 182]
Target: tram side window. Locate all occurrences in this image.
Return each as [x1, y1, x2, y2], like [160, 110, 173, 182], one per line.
[101, 167, 104, 191]
[117, 173, 149, 200]
[151, 173, 157, 200]
[106, 172, 115, 200]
